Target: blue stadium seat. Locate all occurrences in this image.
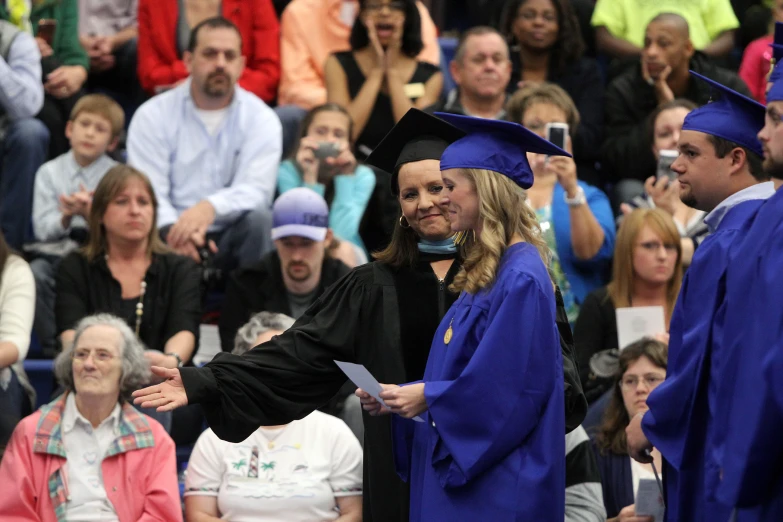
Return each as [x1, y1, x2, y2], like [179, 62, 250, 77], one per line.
[439, 37, 458, 95]
[23, 359, 55, 409]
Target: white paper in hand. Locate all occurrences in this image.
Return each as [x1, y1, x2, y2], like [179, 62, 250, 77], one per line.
[635, 478, 665, 521]
[616, 306, 666, 350]
[334, 361, 423, 422]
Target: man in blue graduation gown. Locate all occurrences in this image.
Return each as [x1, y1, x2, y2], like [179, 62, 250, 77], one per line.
[624, 72, 774, 522]
[708, 29, 783, 522]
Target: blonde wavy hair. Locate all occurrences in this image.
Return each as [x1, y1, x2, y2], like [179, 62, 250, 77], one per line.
[451, 168, 551, 294]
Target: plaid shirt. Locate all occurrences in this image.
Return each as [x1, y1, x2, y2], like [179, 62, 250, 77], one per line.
[32, 393, 155, 521]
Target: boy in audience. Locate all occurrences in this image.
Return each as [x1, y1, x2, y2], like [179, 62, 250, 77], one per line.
[28, 94, 124, 356]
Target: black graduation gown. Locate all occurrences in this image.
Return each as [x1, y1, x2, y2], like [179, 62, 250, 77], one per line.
[180, 257, 586, 522]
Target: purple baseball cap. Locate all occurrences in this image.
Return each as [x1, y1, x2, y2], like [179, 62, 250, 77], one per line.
[271, 188, 329, 241]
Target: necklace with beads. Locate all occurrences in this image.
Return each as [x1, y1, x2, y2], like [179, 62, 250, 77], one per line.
[105, 254, 147, 336]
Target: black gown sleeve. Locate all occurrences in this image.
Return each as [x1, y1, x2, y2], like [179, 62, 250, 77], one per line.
[180, 270, 373, 442]
[556, 286, 588, 433]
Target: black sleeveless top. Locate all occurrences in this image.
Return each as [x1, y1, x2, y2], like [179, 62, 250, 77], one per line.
[334, 51, 440, 160]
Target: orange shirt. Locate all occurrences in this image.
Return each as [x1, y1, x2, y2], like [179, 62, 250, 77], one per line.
[278, 0, 440, 109]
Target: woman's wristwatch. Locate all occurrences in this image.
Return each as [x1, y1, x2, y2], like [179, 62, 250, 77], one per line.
[167, 353, 183, 367]
[564, 186, 586, 207]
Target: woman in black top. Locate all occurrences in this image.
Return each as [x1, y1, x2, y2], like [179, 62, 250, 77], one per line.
[133, 110, 585, 522]
[500, 0, 604, 184]
[324, 0, 443, 160]
[55, 165, 202, 369]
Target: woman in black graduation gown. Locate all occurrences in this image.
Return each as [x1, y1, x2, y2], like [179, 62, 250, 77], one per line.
[134, 109, 586, 522]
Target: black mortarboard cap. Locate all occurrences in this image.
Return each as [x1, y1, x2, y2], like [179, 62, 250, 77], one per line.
[365, 109, 466, 194]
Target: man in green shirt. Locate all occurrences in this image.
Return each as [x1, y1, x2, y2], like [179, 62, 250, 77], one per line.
[592, 0, 740, 59]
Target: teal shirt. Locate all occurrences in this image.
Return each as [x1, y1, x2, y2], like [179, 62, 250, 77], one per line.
[277, 159, 376, 253]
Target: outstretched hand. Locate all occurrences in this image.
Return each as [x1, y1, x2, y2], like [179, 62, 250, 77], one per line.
[132, 366, 189, 412]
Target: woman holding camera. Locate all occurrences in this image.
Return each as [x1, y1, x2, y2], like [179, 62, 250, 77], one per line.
[506, 83, 614, 324]
[55, 165, 202, 430]
[278, 104, 376, 254]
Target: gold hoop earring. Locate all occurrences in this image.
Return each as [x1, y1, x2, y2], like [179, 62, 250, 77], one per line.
[453, 231, 467, 245]
[399, 216, 410, 229]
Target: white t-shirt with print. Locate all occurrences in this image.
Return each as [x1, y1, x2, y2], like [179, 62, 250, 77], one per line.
[184, 411, 362, 522]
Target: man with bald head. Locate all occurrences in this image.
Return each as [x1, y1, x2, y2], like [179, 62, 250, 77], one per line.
[602, 13, 751, 209]
[592, 0, 738, 59]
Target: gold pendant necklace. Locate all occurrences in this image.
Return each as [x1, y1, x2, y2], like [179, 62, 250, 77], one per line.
[444, 317, 454, 345]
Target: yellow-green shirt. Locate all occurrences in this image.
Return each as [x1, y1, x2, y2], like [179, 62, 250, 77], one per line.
[591, 0, 739, 50]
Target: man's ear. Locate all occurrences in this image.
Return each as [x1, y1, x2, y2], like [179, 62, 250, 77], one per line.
[449, 59, 461, 87]
[325, 229, 334, 245]
[184, 50, 194, 74]
[684, 39, 695, 60]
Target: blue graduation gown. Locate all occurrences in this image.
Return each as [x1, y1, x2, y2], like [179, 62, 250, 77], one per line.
[713, 187, 783, 521]
[392, 242, 566, 521]
[642, 199, 767, 522]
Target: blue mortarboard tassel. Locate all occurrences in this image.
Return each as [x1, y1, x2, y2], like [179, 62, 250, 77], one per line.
[683, 71, 765, 157]
[434, 112, 571, 189]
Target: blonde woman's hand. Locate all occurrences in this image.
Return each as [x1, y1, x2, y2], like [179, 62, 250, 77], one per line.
[380, 383, 427, 419]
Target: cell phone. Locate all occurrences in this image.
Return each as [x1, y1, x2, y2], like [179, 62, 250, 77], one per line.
[545, 122, 569, 150]
[313, 142, 341, 160]
[656, 150, 679, 182]
[37, 19, 57, 46]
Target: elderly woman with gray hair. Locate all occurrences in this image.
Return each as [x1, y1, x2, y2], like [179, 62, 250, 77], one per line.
[184, 311, 364, 522]
[0, 314, 183, 522]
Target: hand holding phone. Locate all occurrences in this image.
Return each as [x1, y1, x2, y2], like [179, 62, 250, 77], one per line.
[656, 150, 678, 182]
[545, 122, 569, 150]
[37, 19, 57, 46]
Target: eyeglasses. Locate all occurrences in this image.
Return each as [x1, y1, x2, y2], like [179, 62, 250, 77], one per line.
[72, 348, 117, 363]
[365, 1, 406, 12]
[619, 374, 665, 391]
[636, 241, 678, 253]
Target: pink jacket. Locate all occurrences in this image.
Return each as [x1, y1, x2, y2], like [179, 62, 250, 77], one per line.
[0, 394, 183, 522]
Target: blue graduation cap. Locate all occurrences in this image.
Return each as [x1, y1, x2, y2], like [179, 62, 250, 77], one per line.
[434, 112, 571, 189]
[682, 71, 764, 157]
[769, 22, 783, 84]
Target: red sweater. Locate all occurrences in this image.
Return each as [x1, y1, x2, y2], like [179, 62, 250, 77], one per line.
[137, 0, 280, 103]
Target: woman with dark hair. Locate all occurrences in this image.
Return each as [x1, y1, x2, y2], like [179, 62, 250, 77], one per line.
[278, 103, 377, 254]
[500, 0, 604, 181]
[324, 0, 443, 160]
[591, 338, 667, 521]
[619, 99, 706, 268]
[54, 165, 202, 430]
